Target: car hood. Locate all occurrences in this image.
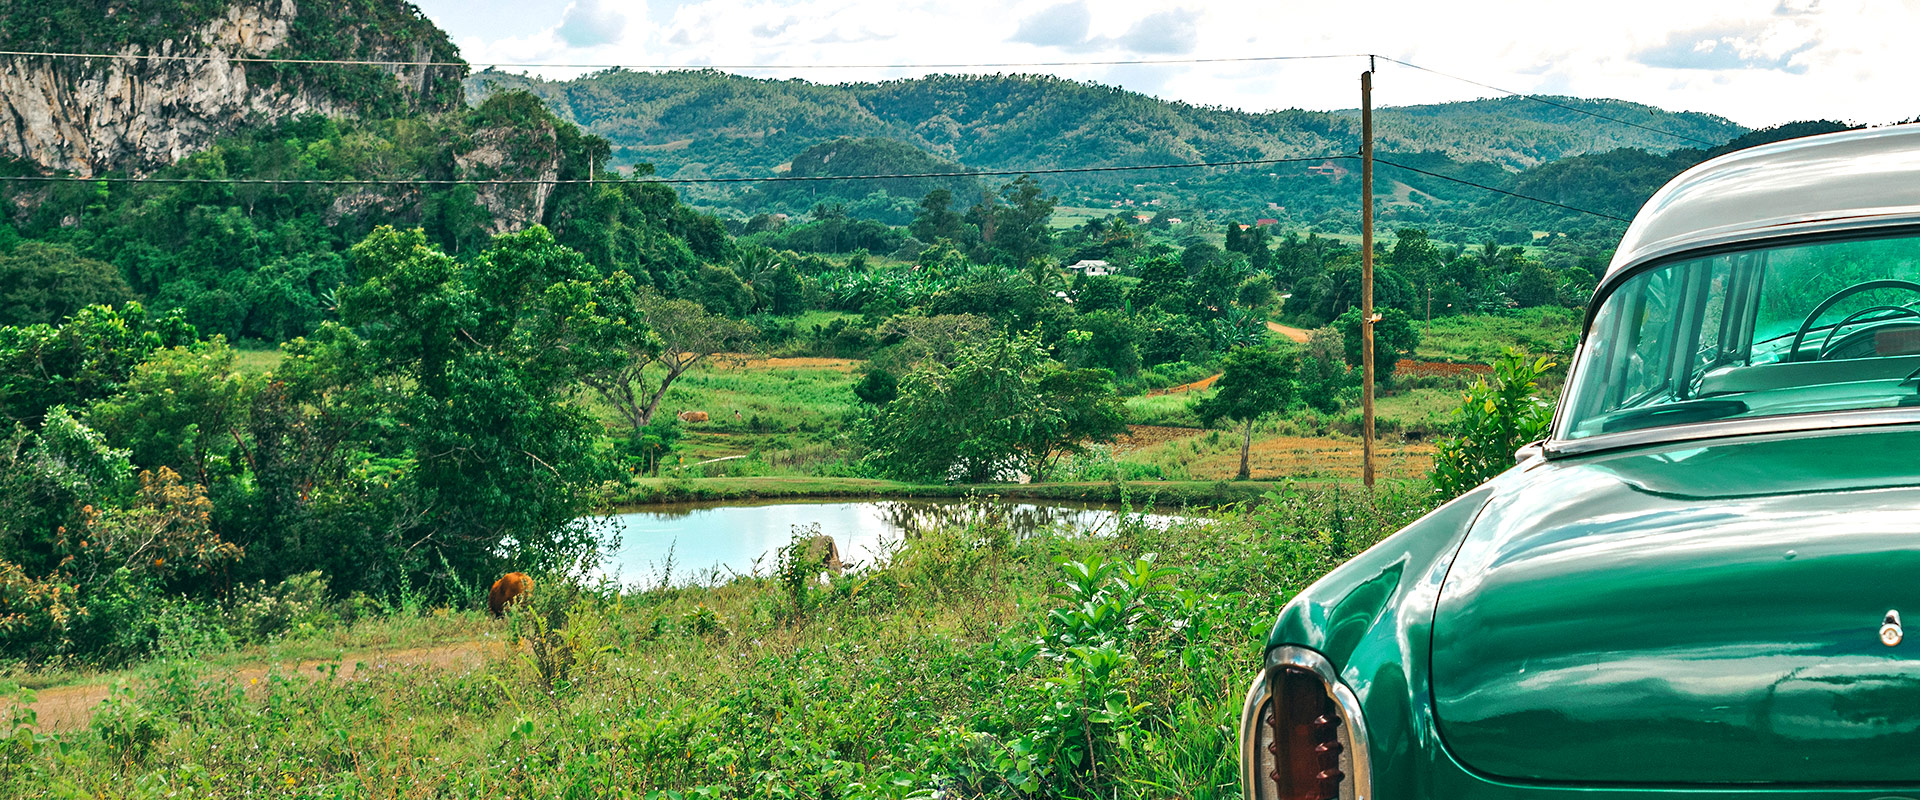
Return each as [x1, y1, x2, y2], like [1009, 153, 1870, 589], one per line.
[1432, 427, 1920, 784]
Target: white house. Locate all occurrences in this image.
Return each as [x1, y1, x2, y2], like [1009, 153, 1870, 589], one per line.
[1066, 259, 1113, 276]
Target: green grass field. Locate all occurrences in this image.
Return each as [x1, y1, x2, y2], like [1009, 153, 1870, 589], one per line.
[0, 486, 1433, 798]
[1416, 308, 1580, 364]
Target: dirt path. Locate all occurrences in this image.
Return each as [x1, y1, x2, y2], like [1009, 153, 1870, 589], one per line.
[1146, 373, 1220, 397]
[5, 640, 500, 732]
[1265, 321, 1312, 343]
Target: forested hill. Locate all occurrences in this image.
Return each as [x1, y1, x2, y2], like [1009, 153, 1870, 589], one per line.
[466, 69, 1747, 180]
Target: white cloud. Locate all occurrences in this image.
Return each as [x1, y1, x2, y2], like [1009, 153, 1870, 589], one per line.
[1011, 1, 1093, 49]
[417, 0, 1920, 128]
[556, 0, 630, 47]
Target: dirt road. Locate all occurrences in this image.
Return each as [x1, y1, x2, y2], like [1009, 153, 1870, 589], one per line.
[4, 640, 500, 732]
[1265, 321, 1312, 343]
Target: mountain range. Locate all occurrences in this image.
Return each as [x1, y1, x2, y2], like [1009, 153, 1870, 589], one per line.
[465, 68, 1751, 230]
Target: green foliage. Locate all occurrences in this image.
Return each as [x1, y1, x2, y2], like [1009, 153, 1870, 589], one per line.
[0, 486, 1436, 797]
[0, 242, 136, 327]
[1192, 347, 1297, 480]
[335, 225, 632, 580]
[0, 303, 195, 426]
[852, 366, 899, 406]
[507, 577, 619, 700]
[866, 333, 1125, 482]
[619, 418, 684, 477]
[755, 137, 981, 219]
[475, 69, 1745, 223]
[1431, 348, 1558, 498]
[1336, 306, 1422, 384]
[1296, 327, 1352, 414]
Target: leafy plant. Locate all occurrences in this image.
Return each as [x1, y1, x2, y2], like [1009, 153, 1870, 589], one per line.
[1430, 347, 1558, 497]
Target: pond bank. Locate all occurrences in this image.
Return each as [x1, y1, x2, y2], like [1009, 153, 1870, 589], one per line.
[605, 476, 1313, 510]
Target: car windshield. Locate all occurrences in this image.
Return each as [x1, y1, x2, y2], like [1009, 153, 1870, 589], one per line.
[1559, 233, 1920, 440]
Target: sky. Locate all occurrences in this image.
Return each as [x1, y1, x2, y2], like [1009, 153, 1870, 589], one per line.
[409, 0, 1920, 129]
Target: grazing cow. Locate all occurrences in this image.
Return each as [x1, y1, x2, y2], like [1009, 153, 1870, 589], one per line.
[488, 572, 532, 617]
[802, 535, 845, 576]
[679, 410, 710, 423]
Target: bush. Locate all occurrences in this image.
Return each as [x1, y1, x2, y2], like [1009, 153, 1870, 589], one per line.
[507, 577, 619, 700]
[1430, 348, 1557, 497]
[222, 571, 335, 645]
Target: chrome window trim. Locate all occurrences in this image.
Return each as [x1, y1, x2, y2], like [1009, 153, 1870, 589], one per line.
[1547, 220, 1920, 458]
[1543, 405, 1920, 460]
[1239, 645, 1374, 800]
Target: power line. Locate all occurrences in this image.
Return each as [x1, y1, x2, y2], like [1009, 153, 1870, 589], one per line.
[0, 154, 1351, 186]
[1372, 157, 1630, 222]
[1375, 56, 1721, 147]
[1, 48, 1727, 148]
[0, 49, 1366, 71]
[0, 154, 1631, 223]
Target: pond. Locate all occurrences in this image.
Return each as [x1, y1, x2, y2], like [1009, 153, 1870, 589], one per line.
[595, 498, 1195, 586]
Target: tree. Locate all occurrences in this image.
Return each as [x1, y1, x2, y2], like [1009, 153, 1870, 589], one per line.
[1063, 311, 1142, 377]
[1430, 349, 1556, 498]
[865, 333, 1124, 483]
[86, 338, 255, 487]
[1506, 262, 1561, 308]
[336, 225, 634, 580]
[620, 417, 683, 476]
[584, 289, 755, 432]
[1072, 273, 1126, 313]
[1297, 328, 1351, 413]
[1192, 347, 1296, 480]
[0, 302, 196, 427]
[1128, 255, 1192, 315]
[1235, 274, 1276, 310]
[853, 367, 899, 405]
[0, 242, 137, 327]
[1336, 307, 1421, 384]
[980, 176, 1056, 266]
[1020, 364, 1128, 480]
[911, 188, 968, 244]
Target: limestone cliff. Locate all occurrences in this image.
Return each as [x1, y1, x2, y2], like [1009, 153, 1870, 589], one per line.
[0, 0, 465, 175]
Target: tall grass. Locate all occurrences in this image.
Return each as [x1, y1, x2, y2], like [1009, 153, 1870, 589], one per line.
[0, 488, 1433, 799]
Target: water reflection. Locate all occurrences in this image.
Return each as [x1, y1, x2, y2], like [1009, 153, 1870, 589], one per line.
[597, 498, 1193, 586]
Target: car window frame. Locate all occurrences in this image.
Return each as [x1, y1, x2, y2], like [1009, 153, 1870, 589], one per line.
[1547, 219, 1920, 459]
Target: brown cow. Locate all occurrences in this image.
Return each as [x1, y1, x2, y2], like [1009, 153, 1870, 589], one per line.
[488, 572, 532, 617]
[678, 410, 710, 423]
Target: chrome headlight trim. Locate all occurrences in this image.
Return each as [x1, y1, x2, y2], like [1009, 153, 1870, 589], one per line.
[1239, 645, 1374, 800]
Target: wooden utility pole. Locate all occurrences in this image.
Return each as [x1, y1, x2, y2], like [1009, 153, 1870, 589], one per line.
[1360, 62, 1377, 488]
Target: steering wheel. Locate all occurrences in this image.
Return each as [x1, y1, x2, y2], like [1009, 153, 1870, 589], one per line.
[1818, 305, 1920, 358]
[1788, 280, 1920, 361]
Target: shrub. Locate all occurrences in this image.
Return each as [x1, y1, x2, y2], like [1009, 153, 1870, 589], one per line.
[222, 571, 334, 645]
[508, 578, 619, 700]
[1430, 348, 1557, 497]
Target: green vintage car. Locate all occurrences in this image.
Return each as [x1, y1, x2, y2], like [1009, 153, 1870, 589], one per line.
[1240, 124, 1920, 798]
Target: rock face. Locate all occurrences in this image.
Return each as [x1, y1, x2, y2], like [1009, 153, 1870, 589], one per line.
[455, 119, 562, 235]
[0, 0, 464, 175]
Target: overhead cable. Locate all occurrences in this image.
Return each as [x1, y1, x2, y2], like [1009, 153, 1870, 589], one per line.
[0, 154, 1352, 186]
[0, 49, 1367, 71]
[1372, 157, 1631, 222]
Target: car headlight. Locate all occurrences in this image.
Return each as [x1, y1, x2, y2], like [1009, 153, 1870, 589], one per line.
[1239, 646, 1371, 800]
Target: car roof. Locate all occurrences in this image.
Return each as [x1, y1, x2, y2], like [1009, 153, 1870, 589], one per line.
[1607, 123, 1920, 280]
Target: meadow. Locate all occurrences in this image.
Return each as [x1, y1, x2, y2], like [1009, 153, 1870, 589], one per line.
[0, 485, 1432, 799]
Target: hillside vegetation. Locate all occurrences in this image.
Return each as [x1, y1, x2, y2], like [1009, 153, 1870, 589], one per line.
[466, 69, 1752, 232]
[470, 69, 1744, 177]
